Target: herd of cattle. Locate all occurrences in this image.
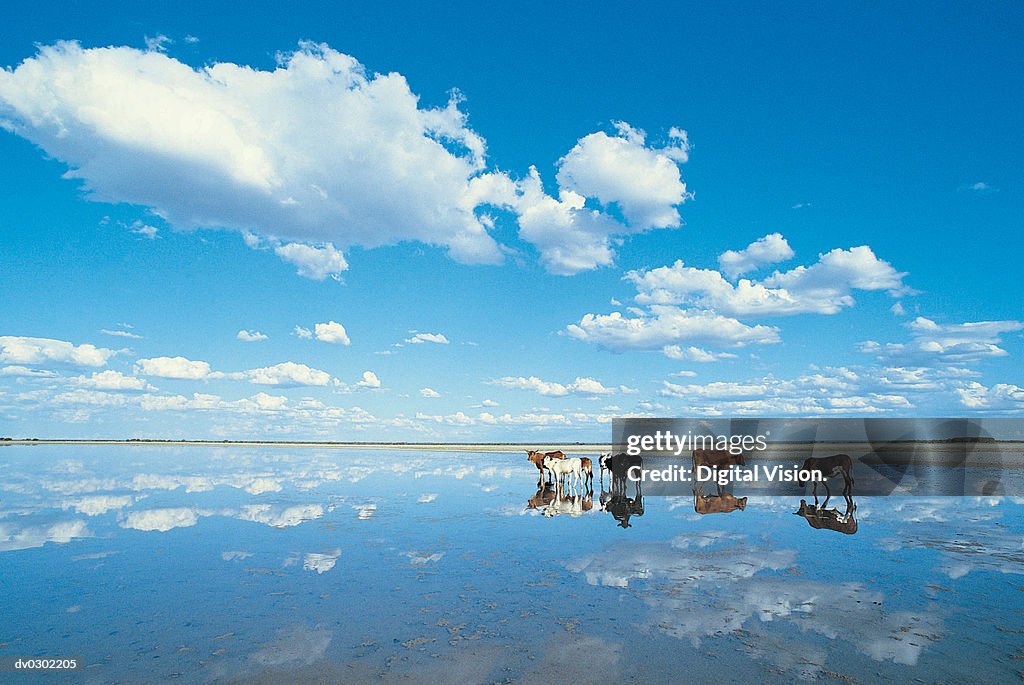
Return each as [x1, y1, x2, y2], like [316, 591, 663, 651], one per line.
[524, 448, 858, 533]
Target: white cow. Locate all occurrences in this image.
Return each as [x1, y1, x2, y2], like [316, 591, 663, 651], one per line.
[544, 456, 582, 494]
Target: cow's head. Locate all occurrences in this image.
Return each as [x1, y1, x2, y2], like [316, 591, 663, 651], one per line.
[737, 497, 748, 511]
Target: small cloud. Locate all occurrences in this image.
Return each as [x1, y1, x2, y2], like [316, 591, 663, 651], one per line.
[294, 325, 313, 339]
[274, 242, 348, 281]
[791, 202, 812, 209]
[670, 370, 698, 377]
[420, 387, 441, 398]
[184, 35, 199, 44]
[100, 328, 142, 339]
[143, 34, 172, 53]
[482, 399, 499, 407]
[237, 329, 268, 342]
[890, 302, 906, 317]
[129, 220, 159, 239]
[314, 321, 350, 345]
[662, 345, 737, 362]
[356, 371, 381, 388]
[405, 332, 450, 345]
[610, 298, 622, 306]
[960, 181, 998, 193]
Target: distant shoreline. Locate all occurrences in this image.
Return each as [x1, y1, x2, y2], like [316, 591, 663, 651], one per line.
[2, 438, 1022, 456]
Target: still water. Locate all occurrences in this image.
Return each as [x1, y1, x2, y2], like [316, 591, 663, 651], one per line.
[1, 445, 1022, 683]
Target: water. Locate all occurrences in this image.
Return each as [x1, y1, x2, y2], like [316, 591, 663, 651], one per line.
[1, 445, 1023, 683]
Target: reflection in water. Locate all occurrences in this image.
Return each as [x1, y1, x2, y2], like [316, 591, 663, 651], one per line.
[794, 498, 859, 535]
[1, 445, 1023, 683]
[526, 484, 556, 510]
[693, 487, 747, 515]
[599, 453, 645, 528]
[543, 493, 593, 518]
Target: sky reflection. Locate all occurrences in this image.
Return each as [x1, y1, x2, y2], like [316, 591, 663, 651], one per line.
[0, 445, 1022, 683]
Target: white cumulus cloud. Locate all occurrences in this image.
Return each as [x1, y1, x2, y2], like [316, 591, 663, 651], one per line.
[405, 332, 450, 345]
[72, 370, 154, 391]
[237, 329, 268, 342]
[0, 336, 116, 367]
[717, 233, 794, 279]
[274, 242, 348, 281]
[135, 356, 216, 380]
[356, 371, 381, 388]
[241, 362, 332, 387]
[0, 42, 693, 277]
[314, 321, 350, 345]
[492, 375, 618, 397]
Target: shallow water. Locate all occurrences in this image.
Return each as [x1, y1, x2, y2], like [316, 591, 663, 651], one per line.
[1, 445, 1023, 684]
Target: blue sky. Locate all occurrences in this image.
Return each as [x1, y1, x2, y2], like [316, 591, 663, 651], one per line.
[1, 3, 1022, 439]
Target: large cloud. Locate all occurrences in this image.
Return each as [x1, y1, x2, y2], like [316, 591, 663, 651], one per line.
[568, 239, 908, 356]
[628, 245, 908, 317]
[134, 355, 335, 387]
[0, 42, 692, 277]
[515, 124, 691, 275]
[859, 317, 1023, 364]
[0, 42, 501, 267]
[566, 306, 780, 353]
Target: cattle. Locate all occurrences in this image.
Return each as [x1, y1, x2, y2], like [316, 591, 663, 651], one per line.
[544, 456, 583, 494]
[601, 453, 642, 493]
[526, 485, 556, 510]
[797, 454, 854, 505]
[692, 449, 746, 496]
[543, 494, 585, 518]
[693, 488, 747, 515]
[795, 499, 858, 535]
[579, 457, 594, 492]
[605, 490, 645, 528]
[526, 449, 565, 487]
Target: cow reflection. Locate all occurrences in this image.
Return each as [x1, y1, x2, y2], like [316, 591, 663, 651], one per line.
[693, 487, 747, 515]
[599, 453, 645, 528]
[794, 498, 858, 535]
[527, 485, 556, 511]
[542, 493, 593, 518]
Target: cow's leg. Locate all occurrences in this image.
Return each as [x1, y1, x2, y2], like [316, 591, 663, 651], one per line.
[811, 480, 819, 505]
[822, 479, 832, 508]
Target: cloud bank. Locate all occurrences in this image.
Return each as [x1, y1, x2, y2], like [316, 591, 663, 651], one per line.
[0, 41, 692, 277]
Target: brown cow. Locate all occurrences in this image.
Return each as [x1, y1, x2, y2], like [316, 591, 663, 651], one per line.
[693, 488, 747, 515]
[526, 485, 556, 510]
[526, 449, 566, 487]
[692, 449, 745, 496]
[579, 457, 593, 492]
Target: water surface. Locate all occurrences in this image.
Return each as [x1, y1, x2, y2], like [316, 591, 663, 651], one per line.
[1, 445, 1022, 683]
